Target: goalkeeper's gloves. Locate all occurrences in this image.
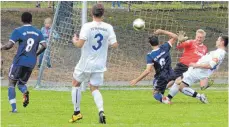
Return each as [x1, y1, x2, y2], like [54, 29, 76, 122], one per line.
[177, 31, 188, 44]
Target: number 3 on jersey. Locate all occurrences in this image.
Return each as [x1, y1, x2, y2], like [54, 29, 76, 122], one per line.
[93, 33, 103, 50]
[25, 38, 34, 52]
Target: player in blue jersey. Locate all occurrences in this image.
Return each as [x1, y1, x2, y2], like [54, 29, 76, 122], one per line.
[130, 29, 180, 103]
[1, 12, 47, 112]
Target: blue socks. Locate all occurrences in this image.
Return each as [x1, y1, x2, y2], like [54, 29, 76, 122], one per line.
[154, 93, 163, 102]
[18, 84, 27, 93]
[8, 86, 17, 112]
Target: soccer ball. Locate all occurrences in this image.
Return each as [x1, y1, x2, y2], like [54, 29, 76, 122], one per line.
[133, 18, 145, 31]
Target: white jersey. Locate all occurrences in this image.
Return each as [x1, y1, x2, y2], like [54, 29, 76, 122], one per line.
[75, 21, 117, 72]
[196, 48, 226, 76]
[182, 48, 226, 85]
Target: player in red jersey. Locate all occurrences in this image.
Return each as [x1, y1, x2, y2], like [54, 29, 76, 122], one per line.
[167, 29, 210, 90]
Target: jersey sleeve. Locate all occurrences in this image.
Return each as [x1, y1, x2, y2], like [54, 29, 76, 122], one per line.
[9, 29, 20, 43]
[146, 53, 154, 65]
[79, 24, 88, 40]
[160, 42, 172, 52]
[39, 31, 46, 44]
[108, 26, 117, 45]
[176, 40, 192, 49]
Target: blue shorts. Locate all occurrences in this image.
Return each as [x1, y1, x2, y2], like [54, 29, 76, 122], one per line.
[8, 64, 33, 84]
[153, 70, 174, 94]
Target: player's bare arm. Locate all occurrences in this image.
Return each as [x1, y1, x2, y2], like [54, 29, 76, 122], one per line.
[72, 33, 85, 48]
[1, 41, 14, 50]
[111, 42, 119, 48]
[154, 29, 178, 45]
[130, 64, 153, 86]
[36, 42, 47, 56]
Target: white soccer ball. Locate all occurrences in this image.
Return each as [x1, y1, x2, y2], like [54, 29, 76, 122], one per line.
[133, 18, 145, 31]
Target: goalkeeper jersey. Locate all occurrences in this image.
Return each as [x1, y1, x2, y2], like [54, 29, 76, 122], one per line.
[75, 21, 117, 72]
[176, 40, 208, 66]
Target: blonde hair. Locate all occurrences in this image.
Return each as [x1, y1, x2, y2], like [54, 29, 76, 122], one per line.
[44, 17, 52, 24]
[196, 29, 206, 37]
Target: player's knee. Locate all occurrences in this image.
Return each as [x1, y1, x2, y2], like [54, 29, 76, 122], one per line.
[72, 79, 80, 87]
[166, 80, 175, 89]
[175, 77, 182, 85]
[89, 84, 98, 92]
[178, 82, 186, 92]
[8, 79, 17, 87]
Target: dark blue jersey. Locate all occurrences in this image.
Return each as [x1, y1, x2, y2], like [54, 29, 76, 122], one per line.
[9, 24, 46, 68]
[146, 42, 172, 78]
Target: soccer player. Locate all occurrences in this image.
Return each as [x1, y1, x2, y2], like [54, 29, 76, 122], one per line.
[130, 29, 180, 103]
[69, 3, 118, 124]
[162, 35, 228, 104]
[1, 12, 47, 112]
[166, 29, 209, 90]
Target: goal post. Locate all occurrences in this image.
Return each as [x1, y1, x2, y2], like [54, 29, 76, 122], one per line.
[36, 1, 228, 91]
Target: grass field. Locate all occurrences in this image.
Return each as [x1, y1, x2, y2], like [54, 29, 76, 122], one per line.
[1, 87, 228, 127]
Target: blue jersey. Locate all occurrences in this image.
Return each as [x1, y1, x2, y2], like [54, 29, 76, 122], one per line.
[9, 24, 46, 68]
[146, 42, 173, 78]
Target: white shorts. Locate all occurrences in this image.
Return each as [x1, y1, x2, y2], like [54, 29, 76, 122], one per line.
[73, 70, 104, 86]
[182, 67, 209, 86]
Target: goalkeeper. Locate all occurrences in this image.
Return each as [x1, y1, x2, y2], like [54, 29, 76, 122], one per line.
[167, 29, 210, 90]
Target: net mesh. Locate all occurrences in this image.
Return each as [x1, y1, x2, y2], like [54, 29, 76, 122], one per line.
[36, 1, 228, 90]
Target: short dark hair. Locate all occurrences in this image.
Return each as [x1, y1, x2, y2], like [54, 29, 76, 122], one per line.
[21, 12, 32, 24]
[148, 35, 159, 46]
[92, 4, 104, 18]
[221, 35, 228, 47]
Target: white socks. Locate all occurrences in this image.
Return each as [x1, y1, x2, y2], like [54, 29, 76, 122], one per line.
[92, 90, 104, 112]
[72, 87, 81, 112]
[168, 83, 180, 97]
[182, 87, 201, 99]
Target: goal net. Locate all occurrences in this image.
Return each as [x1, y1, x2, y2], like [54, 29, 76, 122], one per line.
[36, 1, 228, 91]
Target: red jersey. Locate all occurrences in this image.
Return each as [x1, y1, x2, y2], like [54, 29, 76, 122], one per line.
[176, 40, 208, 66]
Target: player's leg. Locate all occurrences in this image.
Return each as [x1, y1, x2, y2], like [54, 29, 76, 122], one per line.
[162, 77, 182, 104]
[180, 81, 208, 104]
[89, 72, 106, 124]
[166, 80, 174, 89]
[8, 79, 17, 112]
[177, 69, 208, 103]
[152, 78, 167, 103]
[17, 66, 33, 107]
[69, 70, 86, 123]
[166, 63, 188, 89]
[200, 78, 214, 90]
[8, 64, 20, 112]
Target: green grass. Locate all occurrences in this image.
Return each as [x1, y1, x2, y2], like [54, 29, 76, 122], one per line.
[1, 87, 228, 127]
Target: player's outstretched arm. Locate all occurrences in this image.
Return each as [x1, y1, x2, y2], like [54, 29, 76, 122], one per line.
[130, 64, 153, 86]
[72, 33, 85, 48]
[1, 41, 14, 50]
[154, 29, 178, 45]
[36, 42, 47, 56]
